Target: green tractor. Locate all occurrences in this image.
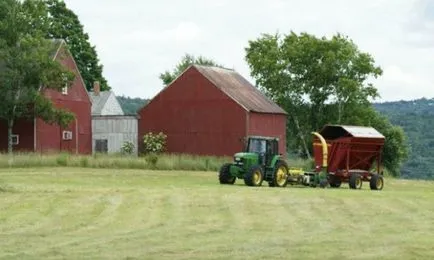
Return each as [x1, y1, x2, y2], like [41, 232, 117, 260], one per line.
[218, 136, 289, 187]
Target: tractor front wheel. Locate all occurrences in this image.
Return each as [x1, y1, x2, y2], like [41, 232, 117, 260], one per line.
[244, 165, 264, 187]
[370, 174, 384, 190]
[349, 173, 363, 189]
[219, 163, 236, 185]
[270, 160, 289, 188]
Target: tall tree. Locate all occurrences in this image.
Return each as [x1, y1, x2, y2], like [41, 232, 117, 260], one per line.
[0, 0, 75, 154]
[160, 54, 224, 86]
[42, 0, 110, 92]
[245, 31, 408, 176]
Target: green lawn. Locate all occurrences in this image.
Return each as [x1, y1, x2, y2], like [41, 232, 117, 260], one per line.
[0, 168, 433, 260]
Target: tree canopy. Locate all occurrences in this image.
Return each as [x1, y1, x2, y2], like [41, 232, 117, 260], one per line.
[0, 0, 75, 153]
[24, 0, 110, 92]
[159, 53, 224, 86]
[245, 31, 408, 176]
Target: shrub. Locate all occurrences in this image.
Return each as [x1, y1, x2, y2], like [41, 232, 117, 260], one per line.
[121, 141, 135, 155]
[56, 153, 69, 166]
[142, 132, 167, 154]
[145, 154, 159, 169]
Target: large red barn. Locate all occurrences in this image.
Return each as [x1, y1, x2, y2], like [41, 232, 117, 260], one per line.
[0, 39, 92, 154]
[138, 65, 287, 156]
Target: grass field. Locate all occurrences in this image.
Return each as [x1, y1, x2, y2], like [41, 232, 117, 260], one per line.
[0, 168, 433, 260]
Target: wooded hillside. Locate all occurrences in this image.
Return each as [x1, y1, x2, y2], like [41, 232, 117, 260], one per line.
[374, 98, 434, 180]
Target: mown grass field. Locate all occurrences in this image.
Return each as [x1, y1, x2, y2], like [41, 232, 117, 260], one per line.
[0, 168, 433, 260]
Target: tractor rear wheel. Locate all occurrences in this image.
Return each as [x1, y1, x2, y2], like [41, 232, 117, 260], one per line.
[370, 174, 384, 190]
[244, 165, 264, 187]
[349, 173, 363, 189]
[219, 163, 236, 185]
[270, 160, 289, 188]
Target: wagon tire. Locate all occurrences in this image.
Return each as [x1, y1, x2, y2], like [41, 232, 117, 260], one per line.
[349, 173, 362, 189]
[370, 174, 384, 190]
[329, 176, 342, 188]
[271, 160, 289, 188]
[244, 165, 263, 187]
[219, 163, 236, 185]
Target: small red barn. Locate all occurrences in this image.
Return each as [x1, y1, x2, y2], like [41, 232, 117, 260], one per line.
[0, 39, 92, 154]
[138, 65, 287, 156]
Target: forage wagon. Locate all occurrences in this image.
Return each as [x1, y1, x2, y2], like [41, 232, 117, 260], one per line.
[219, 124, 386, 191]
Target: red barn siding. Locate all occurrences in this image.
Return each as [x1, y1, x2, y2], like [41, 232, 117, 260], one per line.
[0, 41, 91, 154]
[139, 67, 247, 156]
[0, 119, 35, 152]
[248, 112, 287, 156]
[37, 44, 92, 154]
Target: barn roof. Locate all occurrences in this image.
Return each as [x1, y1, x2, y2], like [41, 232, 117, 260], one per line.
[319, 125, 385, 139]
[193, 65, 287, 115]
[89, 91, 111, 115]
[89, 91, 125, 116]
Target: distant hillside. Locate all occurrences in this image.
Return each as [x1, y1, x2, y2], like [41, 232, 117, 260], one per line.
[117, 94, 433, 180]
[117, 96, 149, 115]
[374, 98, 434, 180]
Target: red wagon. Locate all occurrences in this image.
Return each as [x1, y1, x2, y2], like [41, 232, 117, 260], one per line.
[310, 125, 385, 190]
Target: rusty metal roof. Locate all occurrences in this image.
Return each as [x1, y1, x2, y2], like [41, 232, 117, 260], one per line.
[320, 125, 385, 139]
[193, 65, 287, 115]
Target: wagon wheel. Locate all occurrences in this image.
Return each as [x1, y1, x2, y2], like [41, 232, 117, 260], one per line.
[244, 165, 264, 187]
[349, 173, 363, 189]
[219, 163, 236, 185]
[329, 175, 342, 188]
[370, 174, 384, 190]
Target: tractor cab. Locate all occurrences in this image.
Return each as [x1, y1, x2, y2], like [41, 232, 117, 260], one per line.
[244, 136, 279, 166]
[219, 135, 289, 188]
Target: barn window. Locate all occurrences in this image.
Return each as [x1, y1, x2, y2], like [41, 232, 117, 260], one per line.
[62, 130, 73, 140]
[11, 134, 19, 145]
[62, 84, 68, 95]
[95, 139, 108, 153]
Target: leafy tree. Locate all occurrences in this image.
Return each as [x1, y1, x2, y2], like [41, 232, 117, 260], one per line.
[0, 0, 75, 154]
[117, 95, 149, 115]
[41, 0, 109, 91]
[160, 53, 224, 86]
[245, 31, 408, 175]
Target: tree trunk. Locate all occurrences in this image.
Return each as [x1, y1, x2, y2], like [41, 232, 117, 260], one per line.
[293, 115, 311, 159]
[7, 119, 14, 155]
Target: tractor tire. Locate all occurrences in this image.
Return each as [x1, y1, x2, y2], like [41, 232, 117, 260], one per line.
[349, 173, 363, 189]
[219, 163, 236, 185]
[329, 175, 342, 188]
[370, 174, 384, 190]
[270, 160, 289, 188]
[244, 165, 264, 187]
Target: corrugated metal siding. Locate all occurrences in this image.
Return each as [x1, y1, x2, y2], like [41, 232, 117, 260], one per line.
[248, 112, 287, 156]
[194, 65, 287, 115]
[139, 68, 247, 156]
[92, 116, 138, 154]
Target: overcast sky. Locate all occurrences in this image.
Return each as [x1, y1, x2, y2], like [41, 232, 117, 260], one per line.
[66, 0, 434, 102]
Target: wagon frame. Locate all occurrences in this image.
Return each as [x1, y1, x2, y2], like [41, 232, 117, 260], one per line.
[309, 125, 385, 190]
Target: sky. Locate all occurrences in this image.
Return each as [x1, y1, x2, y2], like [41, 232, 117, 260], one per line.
[66, 0, 434, 102]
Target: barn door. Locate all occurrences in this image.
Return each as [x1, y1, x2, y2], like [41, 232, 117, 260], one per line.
[95, 139, 108, 153]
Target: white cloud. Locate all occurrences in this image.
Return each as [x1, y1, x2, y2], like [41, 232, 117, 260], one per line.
[175, 22, 202, 44]
[65, 0, 434, 102]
